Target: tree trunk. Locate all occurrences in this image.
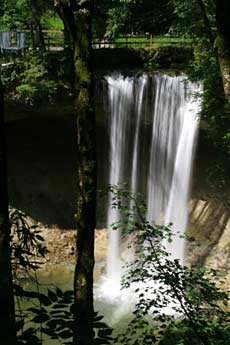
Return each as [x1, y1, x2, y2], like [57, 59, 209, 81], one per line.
[55, 1, 96, 344]
[55, 3, 73, 51]
[197, 0, 214, 45]
[215, 0, 230, 102]
[30, 0, 46, 51]
[54, 5, 74, 83]
[0, 82, 17, 344]
[73, 3, 96, 343]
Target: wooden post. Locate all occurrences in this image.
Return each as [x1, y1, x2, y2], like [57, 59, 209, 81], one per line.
[150, 34, 152, 48]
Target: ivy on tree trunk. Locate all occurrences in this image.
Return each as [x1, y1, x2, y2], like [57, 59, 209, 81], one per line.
[55, 1, 96, 344]
[73, 2, 96, 344]
[0, 82, 17, 344]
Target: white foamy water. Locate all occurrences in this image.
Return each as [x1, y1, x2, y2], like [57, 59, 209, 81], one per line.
[96, 73, 200, 317]
[105, 75, 134, 295]
[146, 75, 200, 263]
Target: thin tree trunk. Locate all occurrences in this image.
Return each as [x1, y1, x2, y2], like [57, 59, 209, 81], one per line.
[197, 0, 230, 103]
[0, 82, 17, 344]
[30, 20, 45, 51]
[54, 5, 74, 83]
[55, 1, 96, 344]
[30, 0, 45, 51]
[197, 0, 214, 45]
[215, 0, 230, 102]
[73, 2, 96, 343]
[217, 54, 230, 103]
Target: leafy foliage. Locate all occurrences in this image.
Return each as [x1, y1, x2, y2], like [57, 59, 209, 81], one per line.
[1, 51, 59, 105]
[15, 52, 57, 105]
[41, 11, 63, 30]
[187, 42, 230, 158]
[170, 0, 216, 40]
[107, 186, 230, 345]
[9, 208, 48, 280]
[171, 0, 230, 170]
[9, 208, 112, 344]
[0, 0, 53, 31]
[14, 285, 113, 344]
[93, 0, 174, 38]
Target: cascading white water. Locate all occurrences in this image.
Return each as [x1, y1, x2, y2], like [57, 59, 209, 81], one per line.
[146, 75, 200, 262]
[130, 75, 148, 195]
[105, 75, 134, 297]
[164, 82, 200, 262]
[100, 73, 200, 301]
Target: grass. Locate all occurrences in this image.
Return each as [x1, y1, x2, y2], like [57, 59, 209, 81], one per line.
[41, 13, 64, 31]
[95, 36, 191, 49]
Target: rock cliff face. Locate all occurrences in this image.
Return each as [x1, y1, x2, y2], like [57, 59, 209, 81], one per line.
[188, 198, 230, 269]
[187, 134, 230, 270]
[5, 104, 230, 272]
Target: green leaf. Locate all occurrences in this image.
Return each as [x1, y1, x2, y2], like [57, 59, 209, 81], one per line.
[94, 338, 110, 345]
[98, 328, 113, 336]
[94, 315, 104, 322]
[45, 320, 57, 330]
[51, 303, 68, 309]
[56, 287, 64, 298]
[28, 307, 44, 314]
[94, 322, 109, 329]
[32, 314, 50, 323]
[48, 289, 58, 302]
[58, 330, 72, 339]
[38, 294, 52, 306]
[35, 234, 44, 241]
[43, 327, 57, 337]
[16, 319, 24, 331]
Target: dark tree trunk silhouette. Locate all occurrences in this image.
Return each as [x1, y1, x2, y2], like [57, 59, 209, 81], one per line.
[197, 0, 214, 45]
[197, 0, 230, 102]
[215, 0, 230, 102]
[0, 82, 17, 344]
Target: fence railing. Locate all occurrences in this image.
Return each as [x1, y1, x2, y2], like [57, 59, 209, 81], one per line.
[0, 31, 190, 53]
[43, 31, 64, 51]
[92, 36, 190, 49]
[42, 32, 190, 50]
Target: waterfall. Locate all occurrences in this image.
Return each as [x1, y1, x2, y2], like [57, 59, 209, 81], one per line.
[164, 81, 200, 262]
[130, 75, 148, 195]
[105, 75, 134, 296]
[146, 75, 200, 262]
[102, 73, 200, 297]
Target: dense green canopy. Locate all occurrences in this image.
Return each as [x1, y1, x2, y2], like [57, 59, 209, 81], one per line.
[93, 0, 175, 37]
